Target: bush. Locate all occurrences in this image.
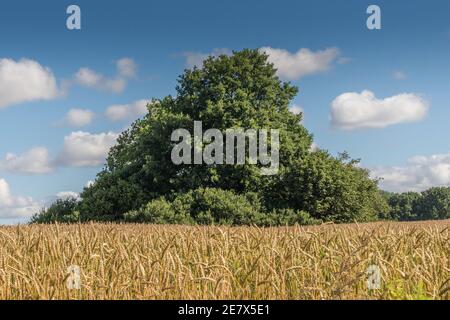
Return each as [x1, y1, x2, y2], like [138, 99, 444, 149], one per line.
[124, 197, 193, 224]
[125, 188, 263, 225]
[176, 188, 264, 225]
[124, 188, 323, 226]
[261, 208, 322, 226]
[267, 151, 388, 223]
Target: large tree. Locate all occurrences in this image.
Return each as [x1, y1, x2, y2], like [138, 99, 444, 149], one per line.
[50, 49, 387, 224]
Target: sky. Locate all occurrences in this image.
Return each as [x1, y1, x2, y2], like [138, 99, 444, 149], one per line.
[1, 0, 450, 224]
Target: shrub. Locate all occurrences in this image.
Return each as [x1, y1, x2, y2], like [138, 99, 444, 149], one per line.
[124, 188, 323, 226]
[125, 188, 263, 226]
[175, 188, 264, 225]
[124, 197, 193, 224]
[267, 151, 388, 223]
[260, 208, 322, 226]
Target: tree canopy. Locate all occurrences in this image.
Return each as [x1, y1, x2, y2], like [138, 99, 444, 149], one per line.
[34, 49, 401, 225]
[382, 187, 450, 221]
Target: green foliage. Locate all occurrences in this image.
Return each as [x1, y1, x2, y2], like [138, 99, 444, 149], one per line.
[267, 150, 388, 222]
[125, 188, 261, 225]
[30, 198, 80, 224]
[381, 191, 421, 221]
[382, 187, 450, 221]
[175, 188, 264, 225]
[77, 172, 148, 221]
[261, 208, 322, 226]
[33, 49, 392, 225]
[415, 187, 450, 220]
[124, 197, 193, 224]
[124, 188, 321, 226]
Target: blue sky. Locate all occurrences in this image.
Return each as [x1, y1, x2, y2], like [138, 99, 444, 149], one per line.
[1, 0, 450, 223]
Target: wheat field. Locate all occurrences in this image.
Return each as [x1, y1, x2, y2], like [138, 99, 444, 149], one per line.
[0, 220, 448, 300]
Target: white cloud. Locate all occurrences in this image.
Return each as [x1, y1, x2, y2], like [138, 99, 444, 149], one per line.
[58, 131, 119, 167]
[0, 178, 39, 219]
[289, 104, 303, 115]
[73, 58, 137, 93]
[330, 90, 429, 130]
[0, 58, 59, 109]
[64, 108, 95, 127]
[0, 147, 53, 174]
[75, 68, 126, 93]
[371, 151, 450, 192]
[117, 58, 137, 78]
[260, 47, 340, 80]
[1, 131, 118, 173]
[105, 99, 149, 122]
[56, 191, 80, 200]
[182, 48, 232, 68]
[393, 71, 407, 80]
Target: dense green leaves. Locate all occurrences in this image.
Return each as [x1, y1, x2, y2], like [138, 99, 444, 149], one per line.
[383, 187, 450, 221]
[416, 187, 450, 220]
[30, 198, 80, 224]
[124, 188, 321, 226]
[268, 150, 388, 222]
[381, 191, 421, 221]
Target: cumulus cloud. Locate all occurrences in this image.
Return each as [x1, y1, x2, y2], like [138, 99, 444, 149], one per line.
[73, 58, 137, 93]
[64, 108, 95, 127]
[0, 178, 39, 219]
[1, 131, 118, 173]
[56, 191, 80, 200]
[75, 68, 126, 93]
[182, 48, 232, 68]
[0, 147, 53, 174]
[371, 151, 450, 192]
[105, 99, 149, 122]
[117, 58, 137, 78]
[57, 131, 119, 167]
[260, 47, 340, 80]
[330, 90, 429, 130]
[0, 58, 59, 109]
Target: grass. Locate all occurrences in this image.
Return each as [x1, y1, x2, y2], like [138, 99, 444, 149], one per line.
[0, 220, 448, 300]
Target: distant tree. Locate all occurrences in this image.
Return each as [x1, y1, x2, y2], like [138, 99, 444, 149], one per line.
[414, 187, 450, 220]
[383, 191, 421, 221]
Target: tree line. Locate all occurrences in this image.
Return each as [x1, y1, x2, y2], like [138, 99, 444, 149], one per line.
[381, 187, 450, 221]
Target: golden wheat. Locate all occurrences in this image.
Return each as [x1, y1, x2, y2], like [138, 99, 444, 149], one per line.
[0, 220, 448, 300]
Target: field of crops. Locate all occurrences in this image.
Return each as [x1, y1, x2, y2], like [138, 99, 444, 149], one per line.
[0, 220, 448, 300]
